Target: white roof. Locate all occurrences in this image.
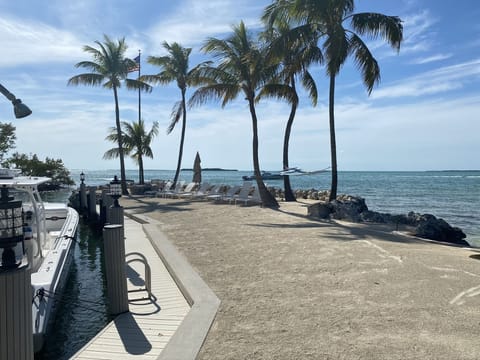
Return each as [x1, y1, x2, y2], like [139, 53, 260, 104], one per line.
[0, 176, 51, 187]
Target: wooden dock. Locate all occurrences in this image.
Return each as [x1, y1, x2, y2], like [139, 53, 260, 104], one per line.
[71, 215, 191, 359]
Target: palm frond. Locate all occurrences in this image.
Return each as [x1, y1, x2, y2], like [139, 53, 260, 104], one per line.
[349, 34, 380, 94]
[167, 101, 183, 134]
[350, 13, 403, 50]
[103, 148, 120, 160]
[125, 78, 153, 92]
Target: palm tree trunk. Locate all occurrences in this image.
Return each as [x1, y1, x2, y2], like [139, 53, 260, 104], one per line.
[248, 98, 279, 208]
[172, 90, 187, 189]
[328, 74, 338, 201]
[283, 80, 298, 202]
[113, 86, 128, 195]
[138, 155, 144, 185]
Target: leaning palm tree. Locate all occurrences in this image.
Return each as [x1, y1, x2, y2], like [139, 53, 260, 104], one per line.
[104, 119, 159, 184]
[263, 0, 403, 201]
[260, 21, 322, 201]
[68, 35, 152, 194]
[141, 42, 210, 189]
[190, 21, 283, 208]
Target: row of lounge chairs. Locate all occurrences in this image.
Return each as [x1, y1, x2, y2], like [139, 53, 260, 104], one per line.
[153, 180, 262, 206]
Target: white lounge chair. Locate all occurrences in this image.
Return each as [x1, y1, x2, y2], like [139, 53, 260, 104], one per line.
[180, 182, 211, 199]
[224, 181, 252, 204]
[207, 185, 240, 202]
[156, 180, 173, 197]
[235, 186, 262, 206]
[163, 180, 185, 198]
[174, 182, 198, 198]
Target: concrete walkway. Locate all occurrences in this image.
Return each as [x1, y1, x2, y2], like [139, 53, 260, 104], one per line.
[72, 212, 219, 359]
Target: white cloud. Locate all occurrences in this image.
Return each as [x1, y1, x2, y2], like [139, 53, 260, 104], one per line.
[410, 53, 453, 65]
[372, 59, 480, 99]
[0, 16, 85, 67]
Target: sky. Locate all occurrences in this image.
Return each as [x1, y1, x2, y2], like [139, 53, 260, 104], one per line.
[0, 0, 478, 172]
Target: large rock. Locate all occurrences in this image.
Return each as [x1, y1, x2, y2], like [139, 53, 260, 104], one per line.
[307, 195, 469, 246]
[414, 213, 468, 246]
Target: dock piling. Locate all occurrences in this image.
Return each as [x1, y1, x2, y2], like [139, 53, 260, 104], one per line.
[103, 224, 129, 315]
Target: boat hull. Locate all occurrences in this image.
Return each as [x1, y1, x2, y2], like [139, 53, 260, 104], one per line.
[31, 205, 79, 353]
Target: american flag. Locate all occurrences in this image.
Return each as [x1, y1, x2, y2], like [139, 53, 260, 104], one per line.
[128, 55, 140, 72]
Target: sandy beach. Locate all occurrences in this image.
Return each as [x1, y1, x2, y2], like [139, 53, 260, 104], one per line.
[120, 196, 480, 360]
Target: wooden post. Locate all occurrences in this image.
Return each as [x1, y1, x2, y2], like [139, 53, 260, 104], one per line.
[103, 224, 129, 315]
[79, 183, 87, 212]
[87, 187, 97, 220]
[107, 203, 124, 227]
[101, 190, 113, 225]
[0, 263, 34, 360]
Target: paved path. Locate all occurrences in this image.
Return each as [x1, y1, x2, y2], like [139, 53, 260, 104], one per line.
[72, 216, 190, 359]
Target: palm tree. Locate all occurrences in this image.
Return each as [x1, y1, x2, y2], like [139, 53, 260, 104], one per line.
[141, 42, 210, 189]
[263, 0, 403, 201]
[104, 119, 159, 184]
[260, 21, 322, 201]
[190, 21, 282, 208]
[68, 34, 151, 194]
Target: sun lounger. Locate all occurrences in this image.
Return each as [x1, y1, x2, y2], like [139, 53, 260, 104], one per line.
[155, 180, 173, 197]
[235, 186, 262, 206]
[180, 182, 211, 199]
[224, 181, 252, 204]
[162, 180, 185, 198]
[173, 182, 198, 198]
[207, 185, 240, 202]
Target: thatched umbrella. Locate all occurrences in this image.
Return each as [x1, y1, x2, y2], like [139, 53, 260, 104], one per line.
[192, 151, 201, 183]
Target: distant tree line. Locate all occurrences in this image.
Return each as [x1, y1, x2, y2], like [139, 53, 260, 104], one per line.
[0, 122, 74, 189]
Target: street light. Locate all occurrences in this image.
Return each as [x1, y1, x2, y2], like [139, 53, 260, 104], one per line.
[109, 175, 122, 207]
[0, 186, 25, 270]
[80, 172, 85, 184]
[0, 83, 32, 119]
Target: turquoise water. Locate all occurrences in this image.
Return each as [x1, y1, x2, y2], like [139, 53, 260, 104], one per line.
[71, 169, 480, 246]
[35, 190, 109, 360]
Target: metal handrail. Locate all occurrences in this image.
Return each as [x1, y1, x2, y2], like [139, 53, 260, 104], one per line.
[125, 252, 152, 299]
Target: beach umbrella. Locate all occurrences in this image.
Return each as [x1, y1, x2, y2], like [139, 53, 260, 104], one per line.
[192, 151, 201, 183]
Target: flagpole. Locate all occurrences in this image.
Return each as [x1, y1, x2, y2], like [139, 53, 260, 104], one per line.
[137, 49, 141, 123]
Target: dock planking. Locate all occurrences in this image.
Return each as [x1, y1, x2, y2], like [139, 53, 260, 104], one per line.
[71, 216, 190, 359]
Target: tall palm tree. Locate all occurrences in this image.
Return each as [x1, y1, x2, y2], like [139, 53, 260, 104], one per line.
[260, 21, 322, 201]
[68, 34, 151, 194]
[141, 42, 210, 189]
[104, 119, 159, 184]
[190, 21, 283, 208]
[263, 0, 403, 201]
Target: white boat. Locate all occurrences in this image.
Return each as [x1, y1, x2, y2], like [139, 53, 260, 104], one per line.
[0, 169, 79, 353]
[279, 166, 330, 176]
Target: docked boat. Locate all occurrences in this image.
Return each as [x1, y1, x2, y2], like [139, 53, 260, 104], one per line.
[0, 169, 79, 353]
[242, 171, 283, 181]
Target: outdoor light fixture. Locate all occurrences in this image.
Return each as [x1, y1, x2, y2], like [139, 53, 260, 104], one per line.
[80, 172, 85, 184]
[109, 175, 122, 207]
[0, 83, 32, 119]
[0, 186, 25, 270]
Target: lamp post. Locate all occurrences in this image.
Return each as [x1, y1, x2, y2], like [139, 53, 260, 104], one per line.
[79, 172, 87, 212]
[109, 175, 122, 207]
[0, 83, 32, 119]
[106, 176, 123, 226]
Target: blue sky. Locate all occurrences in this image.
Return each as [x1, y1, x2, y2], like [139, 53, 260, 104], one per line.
[0, 0, 478, 172]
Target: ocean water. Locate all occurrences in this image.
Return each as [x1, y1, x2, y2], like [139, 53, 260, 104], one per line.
[71, 169, 480, 246]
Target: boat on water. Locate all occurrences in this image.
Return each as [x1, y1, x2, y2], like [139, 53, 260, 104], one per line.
[0, 169, 79, 353]
[242, 167, 330, 181]
[242, 171, 283, 181]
